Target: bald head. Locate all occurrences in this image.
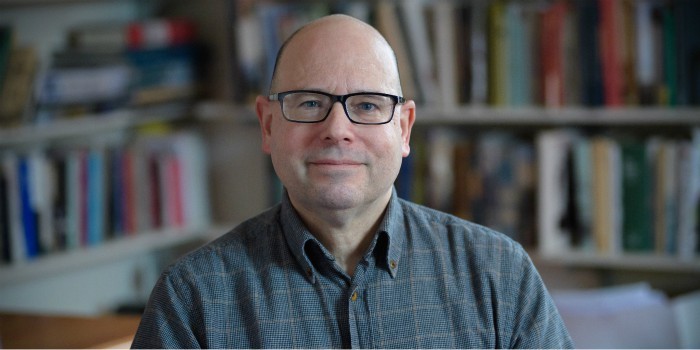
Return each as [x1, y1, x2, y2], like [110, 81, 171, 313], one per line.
[269, 14, 402, 95]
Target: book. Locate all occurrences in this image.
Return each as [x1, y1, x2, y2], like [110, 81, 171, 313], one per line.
[375, 1, 419, 102]
[572, 138, 594, 250]
[620, 140, 653, 252]
[433, 1, 458, 109]
[591, 136, 622, 254]
[18, 157, 40, 258]
[598, 0, 625, 106]
[0, 25, 12, 94]
[654, 140, 680, 254]
[2, 153, 26, 263]
[68, 19, 196, 51]
[38, 65, 131, 106]
[454, 5, 472, 105]
[660, 5, 678, 106]
[487, 0, 508, 106]
[576, 0, 604, 106]
[399, 0, 439, 106]
[506, 2, 535, 106]
[540, 1, 567, 107]
[425, 127, 457, 213]
[537, 129, 580, 255]
[126, 44, 199, 106]
[470, 1, 488, 105]
[675, 0, 700, 105]
[676, 138, 698, 259]
[0, 46, 38, 126]
[87, 148, 106, 246]
[0, 158, 8, 263]
[452, 139, 473, 220]
[634, 0, 658, 105]
[28, 150, 56, 254]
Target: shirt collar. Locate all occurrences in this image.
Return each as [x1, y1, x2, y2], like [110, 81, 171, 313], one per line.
[280, 188, 406, 283]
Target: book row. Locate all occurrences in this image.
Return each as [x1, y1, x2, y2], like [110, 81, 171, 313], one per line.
[538, 128, 700, 259]
[0, 130, 210, 265]
[396, 128, 537, 246]
[394, 127, 700, 259]
[231, 0, 700, 108]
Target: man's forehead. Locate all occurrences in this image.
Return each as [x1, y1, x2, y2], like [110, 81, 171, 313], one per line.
[271, 15, 400, 93]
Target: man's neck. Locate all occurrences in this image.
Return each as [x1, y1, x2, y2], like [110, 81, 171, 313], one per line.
[290, 191, 391, 276]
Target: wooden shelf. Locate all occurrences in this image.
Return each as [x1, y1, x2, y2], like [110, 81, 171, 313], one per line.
[0, 224, 229, 286]
[194, 100, 700, 127]
[416, 106, 700, 126]
[0, 0, 117, 7]
[0, 103, 190, 147]
[0, 312, 141, 349]
[537, 251, 700, 273]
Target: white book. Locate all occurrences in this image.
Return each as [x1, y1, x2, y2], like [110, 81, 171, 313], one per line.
[676, 138, 697, 260]
[65, 149, 81, 249]
[434, 1, 458, 109]
[400, 0, 438, 106]
[172, 132, 210, 230]
[28, 149, 56, 253]
[537, 129, 580, 256]
[375, 1, 418, 102]
[425, 127, 456, 213]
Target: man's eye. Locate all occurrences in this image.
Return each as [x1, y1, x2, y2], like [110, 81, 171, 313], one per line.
[357, 102, 377, 111]
[300, 100, 322, 108]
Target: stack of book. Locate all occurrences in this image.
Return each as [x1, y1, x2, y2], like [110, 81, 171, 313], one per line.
[0, 18, 201, 125]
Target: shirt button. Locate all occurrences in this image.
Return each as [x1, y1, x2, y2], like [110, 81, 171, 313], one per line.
[390, 260, 398, 270]
[350, 291, 358, 302]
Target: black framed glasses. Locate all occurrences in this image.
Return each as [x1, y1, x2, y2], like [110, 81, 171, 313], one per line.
[269, 90, 406, 125]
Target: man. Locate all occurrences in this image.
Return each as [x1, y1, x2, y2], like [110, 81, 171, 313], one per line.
[132, 14, 573, 349]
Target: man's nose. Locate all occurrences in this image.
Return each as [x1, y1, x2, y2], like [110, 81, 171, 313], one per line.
[319, 101, 354, 141]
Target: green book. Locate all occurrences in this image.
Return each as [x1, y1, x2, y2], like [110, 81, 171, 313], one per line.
[621, 141, 654, 252]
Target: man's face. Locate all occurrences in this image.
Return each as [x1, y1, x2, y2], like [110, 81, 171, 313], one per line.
[257, 20, 415, 214]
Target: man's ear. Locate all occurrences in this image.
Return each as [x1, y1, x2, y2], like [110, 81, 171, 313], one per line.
[399, 99, 416, 157]
[256, 95, 273, 154]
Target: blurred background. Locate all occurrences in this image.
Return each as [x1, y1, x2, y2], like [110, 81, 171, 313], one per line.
[0, 0, 699, 347]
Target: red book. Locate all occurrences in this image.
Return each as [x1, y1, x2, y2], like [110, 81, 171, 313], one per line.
[164, 154, 185, 228]
[598, 0, 625, 106]
[127, 19, 196, 50]
[540, 1, 567, 107]
[122, 150, 137, 235]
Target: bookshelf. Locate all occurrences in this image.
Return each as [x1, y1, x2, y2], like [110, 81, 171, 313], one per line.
[217, 0, 700, 292]
[0, 102, 190, 147]
[0, 0, 227, 314]
[0, 224, 221, 287]
[2, 0, 700, 314]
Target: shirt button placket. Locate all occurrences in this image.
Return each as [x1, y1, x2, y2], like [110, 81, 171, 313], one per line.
[347, 287, 361, 348]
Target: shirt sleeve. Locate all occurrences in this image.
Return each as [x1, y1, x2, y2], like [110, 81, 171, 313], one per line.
[131, 271, 203, 349]
[508, 252, 575, 349]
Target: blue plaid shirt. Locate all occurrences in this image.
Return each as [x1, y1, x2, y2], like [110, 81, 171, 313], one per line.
[132, 189, 573, 348]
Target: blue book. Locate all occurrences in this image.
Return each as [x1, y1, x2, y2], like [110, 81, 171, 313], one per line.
[110, 147, 124, 238]
[87, 149, 105, 246]
[396, 151, 415, 201]
[18, 158, 39, 258]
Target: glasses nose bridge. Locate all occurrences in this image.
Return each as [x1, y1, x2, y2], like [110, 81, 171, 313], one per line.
[326, 93, 351, 121]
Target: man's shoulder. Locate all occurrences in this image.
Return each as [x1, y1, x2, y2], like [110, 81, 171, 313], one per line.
[398, 198, 525, 255]
[161, 204, 282, 277]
